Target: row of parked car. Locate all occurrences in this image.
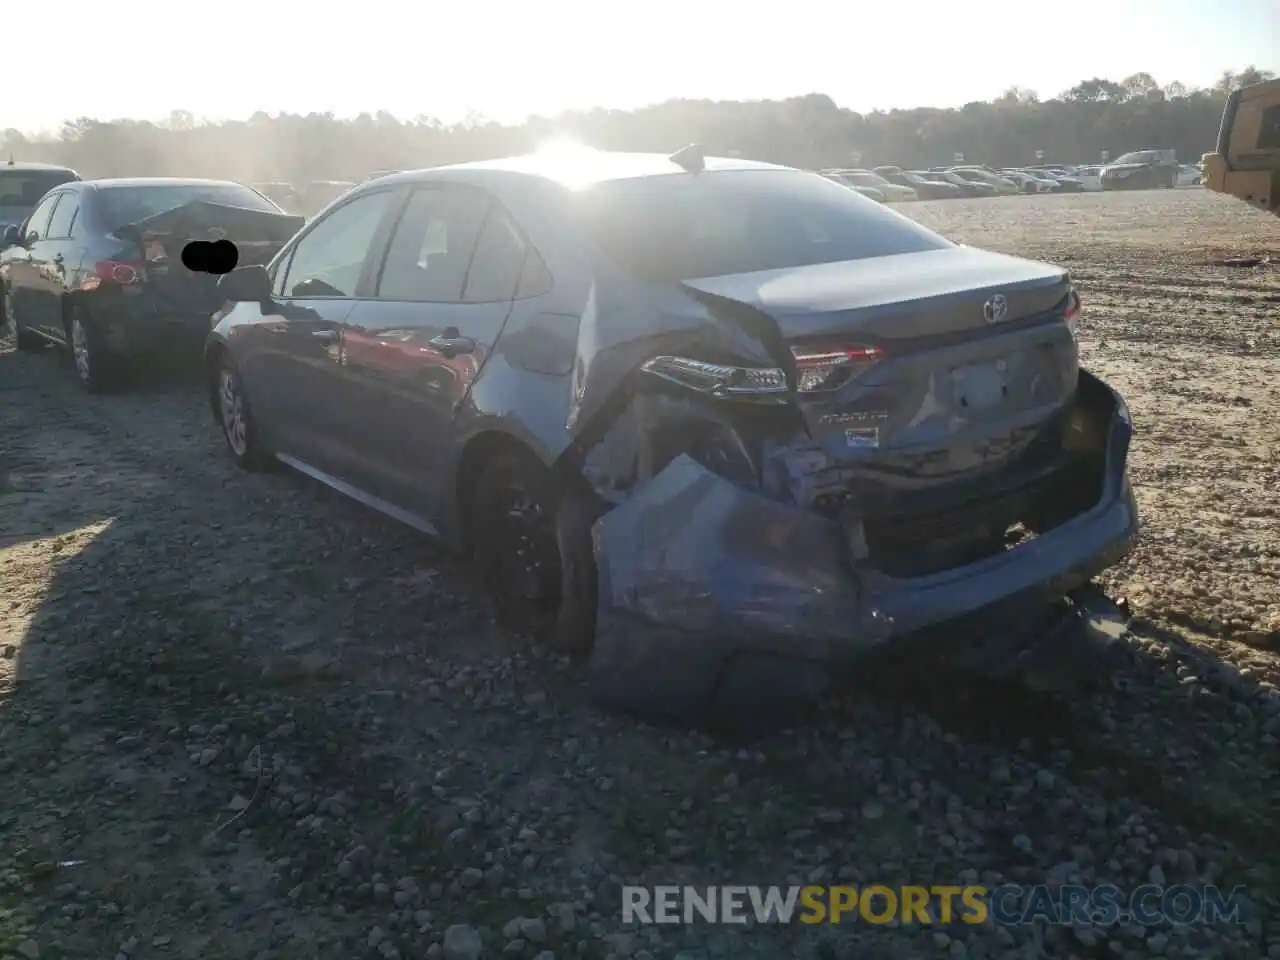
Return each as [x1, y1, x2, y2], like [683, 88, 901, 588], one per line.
[1, 143, 1145, 719]
[0, 143, 1140, 719]
[820, 156, 1204, 202]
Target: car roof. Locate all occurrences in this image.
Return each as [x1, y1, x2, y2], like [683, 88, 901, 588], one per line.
[1, 161, 78, 173]
[370, 150, 792, 191]
[80, 177, 249, 189]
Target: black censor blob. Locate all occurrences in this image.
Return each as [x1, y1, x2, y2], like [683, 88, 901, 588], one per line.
[182, 239, 239, 276]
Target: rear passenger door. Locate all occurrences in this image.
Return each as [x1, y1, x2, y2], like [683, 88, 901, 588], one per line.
[5, 193, 60, 332]
[337, 184, 532, 521]
[28, 191, 81, 338]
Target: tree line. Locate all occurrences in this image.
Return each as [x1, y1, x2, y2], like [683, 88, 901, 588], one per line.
[1, 67, 1273, 185]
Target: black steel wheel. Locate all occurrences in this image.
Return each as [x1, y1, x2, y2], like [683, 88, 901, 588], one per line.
[469, 449, 600, 657]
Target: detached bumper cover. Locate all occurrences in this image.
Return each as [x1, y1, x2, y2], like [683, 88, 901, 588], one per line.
[587, 378, 1139, 716]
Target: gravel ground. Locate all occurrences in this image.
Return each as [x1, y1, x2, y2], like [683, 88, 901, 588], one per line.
[1, 188, 1278, 960]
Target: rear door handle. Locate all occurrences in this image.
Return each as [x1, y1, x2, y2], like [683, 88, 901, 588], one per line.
[311, 329, 339, 342]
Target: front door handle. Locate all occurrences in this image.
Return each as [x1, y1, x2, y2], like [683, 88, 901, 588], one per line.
[427, 327, 476, 358]
[311, 329, 339, 342]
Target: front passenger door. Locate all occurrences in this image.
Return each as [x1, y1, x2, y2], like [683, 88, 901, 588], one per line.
[245, 188, 399, 474]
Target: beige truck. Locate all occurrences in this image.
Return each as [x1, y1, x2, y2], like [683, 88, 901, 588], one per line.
[1202, 76, 1279, 217]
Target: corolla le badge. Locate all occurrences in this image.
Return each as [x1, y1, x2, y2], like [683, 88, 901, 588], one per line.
[983, 294, 1009, 325]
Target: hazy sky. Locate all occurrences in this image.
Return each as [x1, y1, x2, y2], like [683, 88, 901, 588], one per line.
[8, 0, 1277, 133]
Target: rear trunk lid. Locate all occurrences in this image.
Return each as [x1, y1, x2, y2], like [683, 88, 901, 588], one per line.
[115, 200, 304, 314]
[683, 245, 1078, 481]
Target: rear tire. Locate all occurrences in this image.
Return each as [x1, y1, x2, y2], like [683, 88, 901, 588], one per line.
[468, 449, 600, 658]
[214, 353, 273, 471]
[67, 306, 125, 393]
[4, 286, 41, 351]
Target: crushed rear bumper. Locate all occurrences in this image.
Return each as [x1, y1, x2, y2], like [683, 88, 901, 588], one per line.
[586, 375, 1139, 719]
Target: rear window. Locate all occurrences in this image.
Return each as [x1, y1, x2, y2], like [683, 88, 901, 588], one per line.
[1114, 151, 1161, 165]
[576, 169, 952, 282]
[0, 170, 78, 208]
[95, 183, 278, 228]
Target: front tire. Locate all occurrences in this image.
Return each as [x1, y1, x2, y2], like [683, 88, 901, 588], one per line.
[214, 354, 273, 471]
[4, 286, 41, 351]
[468, 449, 600, 658]
[67, 306, 125, 393]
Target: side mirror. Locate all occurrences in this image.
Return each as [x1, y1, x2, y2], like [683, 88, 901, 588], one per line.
[3, 225, 22, 247]
[217, 264, 273, 304]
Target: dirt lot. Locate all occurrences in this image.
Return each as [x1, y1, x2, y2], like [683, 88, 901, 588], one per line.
[1, 188, 1278, 960]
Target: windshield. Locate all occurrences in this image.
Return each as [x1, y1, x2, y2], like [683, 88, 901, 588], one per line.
[96, 182, 278, 228]
[1114, 151, 1159, 164]
[576, 168, 952, 282]
[0, 170, 78, 211]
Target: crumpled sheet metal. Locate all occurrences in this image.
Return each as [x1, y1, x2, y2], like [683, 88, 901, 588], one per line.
[581, 372, 1140, 718]
[116, 200, 305, 243]
[586, 454, 891, 716]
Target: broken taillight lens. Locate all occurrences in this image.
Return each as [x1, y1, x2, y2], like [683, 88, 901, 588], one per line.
[791, 344, 885, 393]
[640, 356, 789, 402]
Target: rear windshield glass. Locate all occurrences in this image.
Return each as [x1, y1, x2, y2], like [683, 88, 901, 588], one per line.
[96, 183, 277, 228]
[1114, 151, 1161, 164]
[576, 169, 952, 282]
[0, 170, 78, 208]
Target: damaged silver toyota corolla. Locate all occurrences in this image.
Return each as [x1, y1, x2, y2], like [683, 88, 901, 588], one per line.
[207, 146, 1139, 721]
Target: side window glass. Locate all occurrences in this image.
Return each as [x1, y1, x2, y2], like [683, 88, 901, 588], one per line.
[515, 247, 553, 299]
[280, 191, 393, 298]
[462, 208, 529, 304]
[46, 195, 79, 239]
[24, 195, 59, 241]
[375, 188, 487, 303]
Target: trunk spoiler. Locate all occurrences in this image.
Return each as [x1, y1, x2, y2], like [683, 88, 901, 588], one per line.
[114, 200, 304, 244]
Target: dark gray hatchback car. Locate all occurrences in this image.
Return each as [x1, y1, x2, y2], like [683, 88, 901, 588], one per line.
[208, 147, 1139, 720]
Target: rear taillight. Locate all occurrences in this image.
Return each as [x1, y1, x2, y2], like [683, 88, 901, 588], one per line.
[792, 344, 885, 393]
[93, 260, 146, 285]
[1064, 288, 1081, 341]
[1064, 289, 1080, 320]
